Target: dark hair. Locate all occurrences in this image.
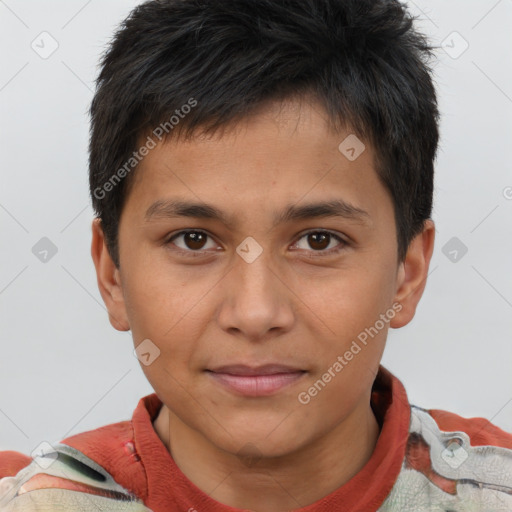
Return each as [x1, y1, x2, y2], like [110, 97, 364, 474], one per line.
[88, 0, 440, 269]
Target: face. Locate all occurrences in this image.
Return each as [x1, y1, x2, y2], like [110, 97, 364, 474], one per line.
[92, 97, 434, 460]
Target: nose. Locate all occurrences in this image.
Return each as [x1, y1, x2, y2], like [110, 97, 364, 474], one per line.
[215, 243, 295, 342]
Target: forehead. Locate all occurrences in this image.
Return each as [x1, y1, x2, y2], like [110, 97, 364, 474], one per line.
[121, 98, 390, 228]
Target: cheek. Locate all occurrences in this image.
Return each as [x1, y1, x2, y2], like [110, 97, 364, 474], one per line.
[121, 258, 188, 332]
[301, 269, 394, 379]
[307, 266, 393, 334]
[123, 274, 210, 366]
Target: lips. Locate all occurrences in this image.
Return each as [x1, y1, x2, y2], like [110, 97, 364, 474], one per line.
[208, 364, 305, 376]
[206, 364, 307, 396]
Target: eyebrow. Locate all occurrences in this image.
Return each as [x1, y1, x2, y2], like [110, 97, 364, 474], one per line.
[144, 198, 372, 228]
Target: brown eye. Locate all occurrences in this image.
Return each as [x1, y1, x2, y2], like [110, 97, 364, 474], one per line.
[182, 231, 207, 250]
[166, 230, 216, 253]
[293, 230, 347, 256]
[307, 232, 330, 251]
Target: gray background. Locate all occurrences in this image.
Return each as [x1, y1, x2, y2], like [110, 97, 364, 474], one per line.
[1, 0, 511, 456]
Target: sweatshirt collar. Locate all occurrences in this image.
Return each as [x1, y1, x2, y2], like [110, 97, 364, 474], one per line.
[132, 364, 411, 511]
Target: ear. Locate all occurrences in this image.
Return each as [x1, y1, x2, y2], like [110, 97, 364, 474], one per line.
[390, 219, 435, 329]
[90, 218, 130, 331]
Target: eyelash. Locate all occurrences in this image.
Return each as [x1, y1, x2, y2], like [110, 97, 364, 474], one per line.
[164, 229, 349, 258]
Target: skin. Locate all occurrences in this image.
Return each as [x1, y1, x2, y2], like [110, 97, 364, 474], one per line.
[91, 97, 435, 511]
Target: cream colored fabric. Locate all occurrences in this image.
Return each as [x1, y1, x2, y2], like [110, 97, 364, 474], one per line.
[0, 443, 152, 511]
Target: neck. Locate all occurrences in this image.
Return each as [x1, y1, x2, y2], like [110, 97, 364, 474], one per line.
[153, 396, 381, 511]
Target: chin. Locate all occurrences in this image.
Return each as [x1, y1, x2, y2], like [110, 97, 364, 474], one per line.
[211, 427, 307, 462]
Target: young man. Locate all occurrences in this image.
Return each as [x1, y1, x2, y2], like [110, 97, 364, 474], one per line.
[1, 0, 511, 510]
